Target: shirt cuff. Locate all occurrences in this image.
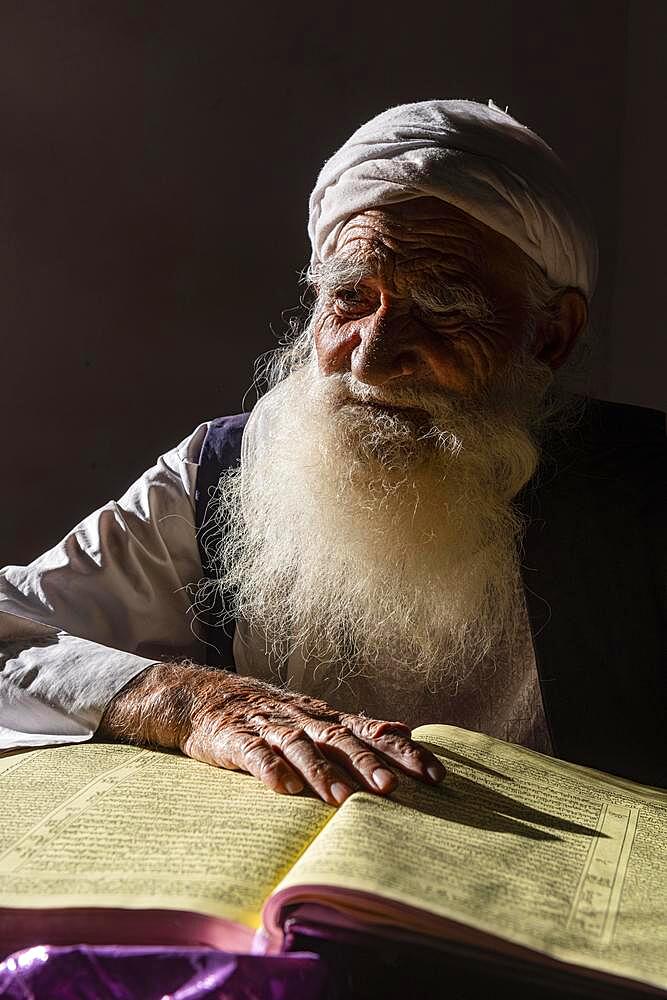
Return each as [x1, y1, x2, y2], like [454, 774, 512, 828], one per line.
[0, 632, 157, 749]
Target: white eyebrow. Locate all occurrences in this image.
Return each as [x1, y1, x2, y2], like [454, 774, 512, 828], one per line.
[411, 282, 493, 321]
[309, 256, 377, 294]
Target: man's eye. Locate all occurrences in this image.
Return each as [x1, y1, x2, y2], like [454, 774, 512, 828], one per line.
[415, 302, 465, 318]
[334, 288, 369, 311]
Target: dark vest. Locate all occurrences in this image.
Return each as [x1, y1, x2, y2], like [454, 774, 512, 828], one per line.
[194, 400, 666, 786]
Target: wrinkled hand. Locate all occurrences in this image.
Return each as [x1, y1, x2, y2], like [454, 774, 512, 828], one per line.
[98, 662, 446, 805]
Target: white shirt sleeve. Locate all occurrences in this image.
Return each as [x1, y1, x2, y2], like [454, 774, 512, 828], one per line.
[0, 422, 211, 749]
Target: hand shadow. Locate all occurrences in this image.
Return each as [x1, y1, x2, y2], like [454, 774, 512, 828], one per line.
[385, 768, 603, 842]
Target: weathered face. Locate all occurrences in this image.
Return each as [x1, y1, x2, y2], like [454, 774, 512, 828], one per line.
[313, 197, 562, 396]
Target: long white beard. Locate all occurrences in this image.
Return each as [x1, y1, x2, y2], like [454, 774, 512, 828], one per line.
[199, 348, 554, 693]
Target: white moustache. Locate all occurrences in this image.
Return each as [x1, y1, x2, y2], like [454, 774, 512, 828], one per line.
[320, 372, 466, 422]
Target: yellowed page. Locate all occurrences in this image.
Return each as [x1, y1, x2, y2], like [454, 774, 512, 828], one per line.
[272, 724, 667, 991]
[0, 742, 331, 929]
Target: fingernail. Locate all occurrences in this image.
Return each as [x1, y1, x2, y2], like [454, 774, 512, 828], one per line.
[426, 764, 445, 782]
[283, 776, 304, 794]
[372, 768, 396, 792]
[330, 782, 351, 805]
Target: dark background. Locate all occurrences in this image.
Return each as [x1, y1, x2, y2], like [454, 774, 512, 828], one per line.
[2, 0, 665, 566]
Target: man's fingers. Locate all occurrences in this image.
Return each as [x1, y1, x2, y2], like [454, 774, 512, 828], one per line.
[184, 726, 306, 797]
[343, 715, 446, 783]
[181, 688, 443, 802]
[259, 723, 356, 806]
[300, 720, 399, 794]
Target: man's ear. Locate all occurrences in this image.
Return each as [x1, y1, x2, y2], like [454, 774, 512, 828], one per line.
[534, 288, 589, 370]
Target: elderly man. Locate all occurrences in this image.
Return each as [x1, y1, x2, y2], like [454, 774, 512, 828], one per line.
[1, 100, 664, 800]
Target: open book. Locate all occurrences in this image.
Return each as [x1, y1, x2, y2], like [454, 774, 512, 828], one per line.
[1, 725, 665, 994]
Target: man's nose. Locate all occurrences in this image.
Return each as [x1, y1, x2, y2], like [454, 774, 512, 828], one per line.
[350, 298, 420, 386]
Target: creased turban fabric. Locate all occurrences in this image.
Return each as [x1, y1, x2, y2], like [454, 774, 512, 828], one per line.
[308, 100, 598, 299]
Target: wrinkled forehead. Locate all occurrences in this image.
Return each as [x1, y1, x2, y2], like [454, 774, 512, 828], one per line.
[326, 197, 531, 287]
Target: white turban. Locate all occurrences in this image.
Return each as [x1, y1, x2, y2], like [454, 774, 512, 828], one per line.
[308, 100, 598, 299]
